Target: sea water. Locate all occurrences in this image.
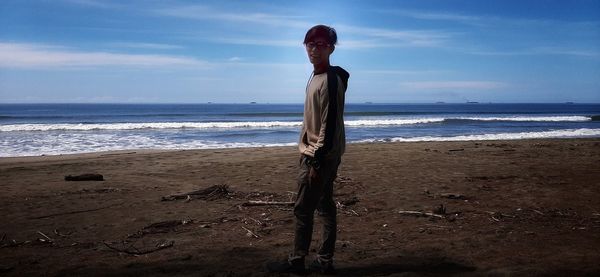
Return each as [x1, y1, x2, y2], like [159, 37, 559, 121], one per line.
[1, 103, 599, 157]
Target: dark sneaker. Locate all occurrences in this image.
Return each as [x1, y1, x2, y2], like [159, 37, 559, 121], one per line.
[265, 258, 306, 274]
[308, 259, 336, 275]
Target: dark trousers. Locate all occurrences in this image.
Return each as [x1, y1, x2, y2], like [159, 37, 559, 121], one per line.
[290, 155, 340, 262]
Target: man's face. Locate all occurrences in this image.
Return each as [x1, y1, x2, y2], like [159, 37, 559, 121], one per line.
[305, 38, 332, 66]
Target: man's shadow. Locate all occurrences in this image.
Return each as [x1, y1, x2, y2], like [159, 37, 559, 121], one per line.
[53, 248, 476, 276]
[335, 256, 476, 276]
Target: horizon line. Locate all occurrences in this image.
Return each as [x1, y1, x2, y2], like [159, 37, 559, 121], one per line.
[1, 102, 598, 105]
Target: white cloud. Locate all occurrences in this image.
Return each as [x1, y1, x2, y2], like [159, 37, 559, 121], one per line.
[357, 69, 450, 75]
[153, 4, 453, 49]
[62, 0, 123, 9]
[532, 47, 600, 57]
[154, 5, 310, 29]
[376, 8, 600, 28]
[108, 42, 184, 50]
[377, 9, 481, 23]
[209, 37, 300, 47]
[399, 81, 508, 90]
[0, 42, 208, 69]
[336, 25, 453, 47]
[466, 47, 600, 58]
[227, 57, 243, 62]
[336, 39, 395, 49]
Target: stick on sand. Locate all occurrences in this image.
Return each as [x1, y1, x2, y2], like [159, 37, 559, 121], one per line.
[397, 210, 445, 219]
[242, 200, 294, 207]
[29, 202, 124, 220]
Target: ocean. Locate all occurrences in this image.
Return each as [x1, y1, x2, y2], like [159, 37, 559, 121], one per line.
[1, 103, 599, 157]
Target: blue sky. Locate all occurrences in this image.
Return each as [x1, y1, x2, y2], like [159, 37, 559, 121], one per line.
[0, 0, 599, 103]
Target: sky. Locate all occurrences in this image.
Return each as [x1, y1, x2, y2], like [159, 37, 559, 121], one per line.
[0, 0, 599, 104]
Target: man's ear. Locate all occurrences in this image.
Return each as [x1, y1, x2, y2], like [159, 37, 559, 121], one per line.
[329, 45, 335, 54]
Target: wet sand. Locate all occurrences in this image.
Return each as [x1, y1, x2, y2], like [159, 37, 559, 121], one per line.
[1, 139, 599, 276]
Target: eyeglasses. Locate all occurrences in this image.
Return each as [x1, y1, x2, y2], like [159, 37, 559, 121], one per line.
[305, 41, 330, 50]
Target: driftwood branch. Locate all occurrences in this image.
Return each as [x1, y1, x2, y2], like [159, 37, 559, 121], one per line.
[103, 240, 174, 255]
[37, 231, 53, 243]
[336, 201, 361, 216]
[532, 209, 545, 215]
[440, 193, 468, 200]
[29, 202, 124, 219]
[398, 210, 445, 219]
[65, 173, 104, 181]
[162, 185, 230, 202]
[127, 219, 193, 239]
[0, 239, 30, 248]
[242, 200, 294, 207]
[340, 197, 360, 206]
[54, 229, 73, 238]
[241, 226, 260, 238]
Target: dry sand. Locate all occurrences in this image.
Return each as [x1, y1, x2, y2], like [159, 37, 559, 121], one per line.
[1, 139, 599, 276]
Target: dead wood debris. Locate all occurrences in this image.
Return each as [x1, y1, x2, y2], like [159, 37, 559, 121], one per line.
[64, 173, 104, 181]
[103, 240, 174, 255]
[79, 188, 118, 194]
[105, 217, 229, 256]
[0, 235, 53, 248]
[53, 229, 73, 238]
[0, 234, 25, 249]
[241, 200, 294, 207]
[398, 210, 445, 219]
[36, 231, 53, 243]
[532, 209, 545, 215]
[398, 204, 454, 220]
[127, 219, 193, 239]
[440, 193, 468, 200]
[0, 233, 31, 248]
[336, 201, 361, 216]
[241, 226, 260, 238]
[0, 240, 30, 248]
[333, 175, 359, 190]
[340, 196, 359, 206]
[485, 211, 516, 222]
[161, 185, 231, 202]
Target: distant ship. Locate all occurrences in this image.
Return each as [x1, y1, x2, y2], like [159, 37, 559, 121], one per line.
[466, 101, 479, 104]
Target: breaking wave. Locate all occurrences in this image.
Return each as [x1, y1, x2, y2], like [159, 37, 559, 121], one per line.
[0, 116, 593, 132]
[356, 128, 600, 143]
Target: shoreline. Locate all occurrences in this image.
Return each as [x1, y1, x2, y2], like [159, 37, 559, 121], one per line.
[2, 137, 599, 162]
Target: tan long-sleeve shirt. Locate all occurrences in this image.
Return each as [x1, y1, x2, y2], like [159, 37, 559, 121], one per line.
[298, 66, 349, 160]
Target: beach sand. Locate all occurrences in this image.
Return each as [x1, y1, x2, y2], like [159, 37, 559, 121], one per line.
[1, 139, 599, 276]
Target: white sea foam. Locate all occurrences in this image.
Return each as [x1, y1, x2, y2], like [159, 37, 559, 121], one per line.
[344, 118, 445, 126]
[0, 121, 302, 132]
[0, 132, 297, 157]
[2, 128, 598, 157]
[453, 116, 590, 122]
[0, 115, 591, 132]
[355, 128, 600, 143]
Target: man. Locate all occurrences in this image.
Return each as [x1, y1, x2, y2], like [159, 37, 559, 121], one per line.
[267, 24, 350, 274]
